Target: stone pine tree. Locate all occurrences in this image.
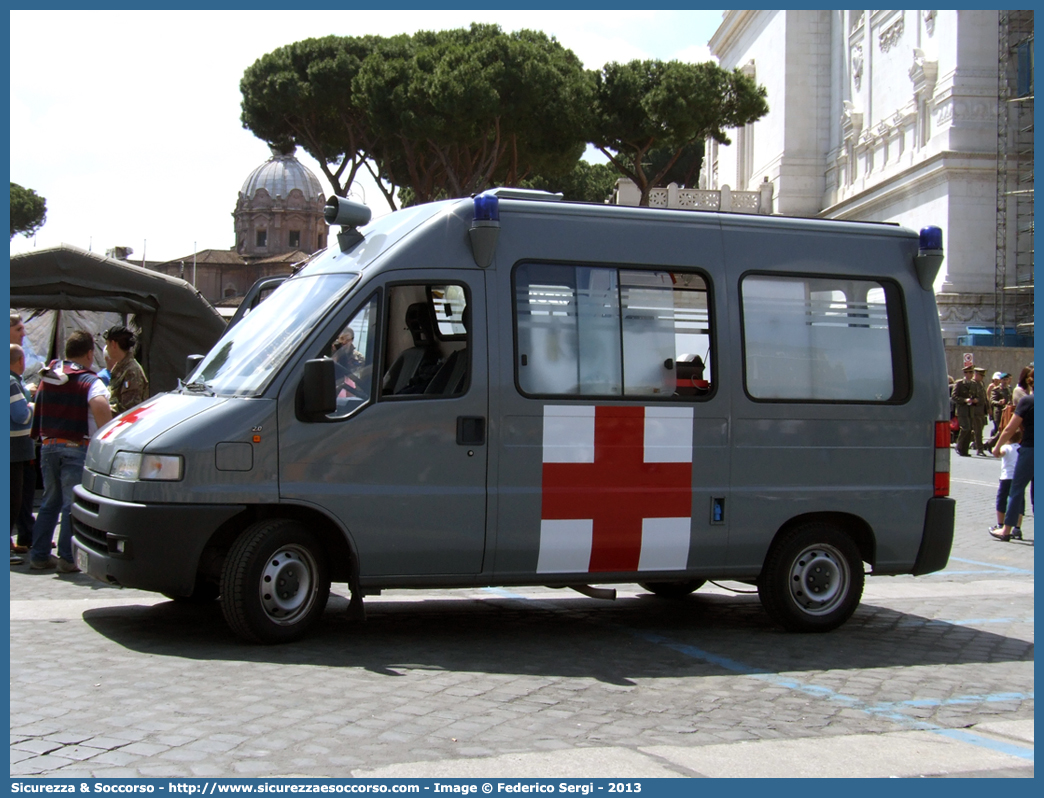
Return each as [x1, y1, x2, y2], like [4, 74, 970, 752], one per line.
[241, 26, 592, 209]
[590, 60, 769, 205]
[353, 24, 592, 205]
[10, 182, 47, 239]
[239, 36, 392, 207]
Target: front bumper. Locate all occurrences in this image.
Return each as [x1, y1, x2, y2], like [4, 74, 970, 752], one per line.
[71, 485, 245, 596]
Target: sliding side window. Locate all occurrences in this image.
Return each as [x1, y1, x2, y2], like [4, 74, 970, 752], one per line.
[514, 263, 713, 399]
[741, 274, 908, 402]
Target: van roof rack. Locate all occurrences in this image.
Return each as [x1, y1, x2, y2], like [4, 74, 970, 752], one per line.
[482, 187, 563, 202]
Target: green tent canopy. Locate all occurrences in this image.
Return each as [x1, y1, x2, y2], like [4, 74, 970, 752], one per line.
[10, 244, 226, 393]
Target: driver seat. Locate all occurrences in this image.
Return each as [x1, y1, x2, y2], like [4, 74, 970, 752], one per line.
[382, 302, 441, 395]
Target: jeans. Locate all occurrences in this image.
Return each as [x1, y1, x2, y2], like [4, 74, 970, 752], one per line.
[30, 443, 87, 563]
[1004, 445, 1034, 528]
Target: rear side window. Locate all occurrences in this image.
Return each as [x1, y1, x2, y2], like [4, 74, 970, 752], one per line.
[514, 263, 713, 399]
[741, 274, 907, 402]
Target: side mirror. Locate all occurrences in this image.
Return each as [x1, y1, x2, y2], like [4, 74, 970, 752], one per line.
[185, 354, 204, 378]
[302, 358, 336, 416]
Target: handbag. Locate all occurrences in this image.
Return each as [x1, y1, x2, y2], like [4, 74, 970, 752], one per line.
[999, 403, 1016, 432]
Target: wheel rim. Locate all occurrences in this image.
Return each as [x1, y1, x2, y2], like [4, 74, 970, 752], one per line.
[788, 543, 850, 615]
[259, 545, 318, 625]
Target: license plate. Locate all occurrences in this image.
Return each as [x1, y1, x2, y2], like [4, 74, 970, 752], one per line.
[75, 548, 89, 573]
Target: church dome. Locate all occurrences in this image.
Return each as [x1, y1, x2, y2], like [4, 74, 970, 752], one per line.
[240, 147, 324, 200]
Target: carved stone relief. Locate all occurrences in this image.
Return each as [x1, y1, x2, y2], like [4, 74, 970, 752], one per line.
[852, 44, 864, 90]
[923, 10, 937, 36]
[879, 17, 905, 52]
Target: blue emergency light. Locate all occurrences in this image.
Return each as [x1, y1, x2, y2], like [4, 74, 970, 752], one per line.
[473, 193, 500, 222]
[914, 226, 944, 291]
[919, 226, 943, 252]
[469, 194, 500, 268]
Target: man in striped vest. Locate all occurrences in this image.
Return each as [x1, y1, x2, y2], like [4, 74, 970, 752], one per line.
[29, 330, 112, 572]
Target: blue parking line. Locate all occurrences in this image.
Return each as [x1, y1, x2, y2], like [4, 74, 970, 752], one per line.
[480, 587, 1035, 761]
[932, 729, 1034, 762]
[876, 691, 1035, 709]
[947, 556, 1034, 575]
[630, 627, 1035, 759]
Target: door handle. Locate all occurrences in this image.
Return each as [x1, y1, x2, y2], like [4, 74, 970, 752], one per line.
[457, 416, 485, 446]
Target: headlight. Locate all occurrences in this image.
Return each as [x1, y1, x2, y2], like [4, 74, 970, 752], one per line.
[140, 454, 183, 481]
[110, 452, 142, 480]
[110, 452, 183, 481]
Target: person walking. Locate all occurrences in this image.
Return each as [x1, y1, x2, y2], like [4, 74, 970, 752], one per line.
[986, 371, 1013, 448]
[988, 429, 1023, 540]
[953, 363, 988, 456]
[1012, 366, 1033, 405]
[990, 368, 1033, 542]
[10, 344, 34, 565]
[988, 372, 1010, 435]
[28, 331, 112, 572]
[103, 325, 149, 415]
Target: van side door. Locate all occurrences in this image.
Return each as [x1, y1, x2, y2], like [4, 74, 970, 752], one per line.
[493, 253, 731, 581]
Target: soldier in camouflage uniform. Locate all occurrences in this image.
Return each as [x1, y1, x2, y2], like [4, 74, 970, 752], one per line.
[952, 364, 988, 456]
[104, 325, 149, 415]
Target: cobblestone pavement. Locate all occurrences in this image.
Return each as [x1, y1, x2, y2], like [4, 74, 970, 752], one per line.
[10, 453, 1033, 778]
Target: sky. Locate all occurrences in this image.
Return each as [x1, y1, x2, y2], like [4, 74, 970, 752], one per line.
[9, 9, 724, 265]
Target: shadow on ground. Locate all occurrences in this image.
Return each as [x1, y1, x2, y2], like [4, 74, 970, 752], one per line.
[81, 590, 1034, 685]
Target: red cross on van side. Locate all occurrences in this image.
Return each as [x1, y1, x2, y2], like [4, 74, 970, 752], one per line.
[541, 405, 693, 573]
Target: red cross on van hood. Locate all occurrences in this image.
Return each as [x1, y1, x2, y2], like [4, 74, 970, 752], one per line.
[86, 392, 229, 476]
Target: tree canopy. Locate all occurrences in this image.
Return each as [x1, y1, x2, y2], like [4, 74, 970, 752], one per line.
[590, 60, 768, 205]
[241, 30, 769, 210]
[521, 159, 620, 204]
[10, 183, 47, 239]
[240, 36, 388, 205]
[241, 26, 591, 209]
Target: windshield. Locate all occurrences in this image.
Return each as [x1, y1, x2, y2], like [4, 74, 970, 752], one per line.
[187, 273, 359, 397]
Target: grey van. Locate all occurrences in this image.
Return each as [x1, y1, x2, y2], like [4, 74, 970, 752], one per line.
[72, 189, 954, 643]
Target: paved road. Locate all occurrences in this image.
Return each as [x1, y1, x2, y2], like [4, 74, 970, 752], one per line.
[10, 453, 1033, 778]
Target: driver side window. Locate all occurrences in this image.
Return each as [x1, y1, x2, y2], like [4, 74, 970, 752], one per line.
[322, 295, 378, 419]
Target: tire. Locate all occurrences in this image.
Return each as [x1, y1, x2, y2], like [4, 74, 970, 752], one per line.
[757, 523, 864, 632]
[639, 579, 706, 598]
[220, 519, 330, 644]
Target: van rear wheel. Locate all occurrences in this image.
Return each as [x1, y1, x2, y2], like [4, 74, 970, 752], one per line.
[220, 519, 330, 644]
[758, 524, 864, 632]
[639, 580, 706, 598]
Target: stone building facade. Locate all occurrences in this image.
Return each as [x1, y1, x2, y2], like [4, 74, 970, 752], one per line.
[233, 148, 328, 259]
[152, 148, 328, 307]
[703, 10, 1027, 344]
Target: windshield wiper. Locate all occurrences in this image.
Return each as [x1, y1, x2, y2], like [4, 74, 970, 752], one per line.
[181, 380, 215, 396]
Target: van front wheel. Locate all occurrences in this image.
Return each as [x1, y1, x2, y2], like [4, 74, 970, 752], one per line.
[758, 524, 864, 632]
[221, 519, 331, 644]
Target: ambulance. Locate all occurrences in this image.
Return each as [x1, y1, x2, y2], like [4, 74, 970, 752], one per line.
[71, 189, 955, 643]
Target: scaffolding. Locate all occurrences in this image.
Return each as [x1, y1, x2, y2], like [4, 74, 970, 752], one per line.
[995, 10, 1034, 340]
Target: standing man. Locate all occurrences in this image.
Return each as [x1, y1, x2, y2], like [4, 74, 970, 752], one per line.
[990, 369, 1033, 541]
[9, 312, 41, 552]
[28, 330, 112, 572]
[10, 344, 34, 565]
[10, 311, 44, 386]
[987, 371, 1012, 446]
[953, 363, 988, 456]
[103, 325, 149, 415]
